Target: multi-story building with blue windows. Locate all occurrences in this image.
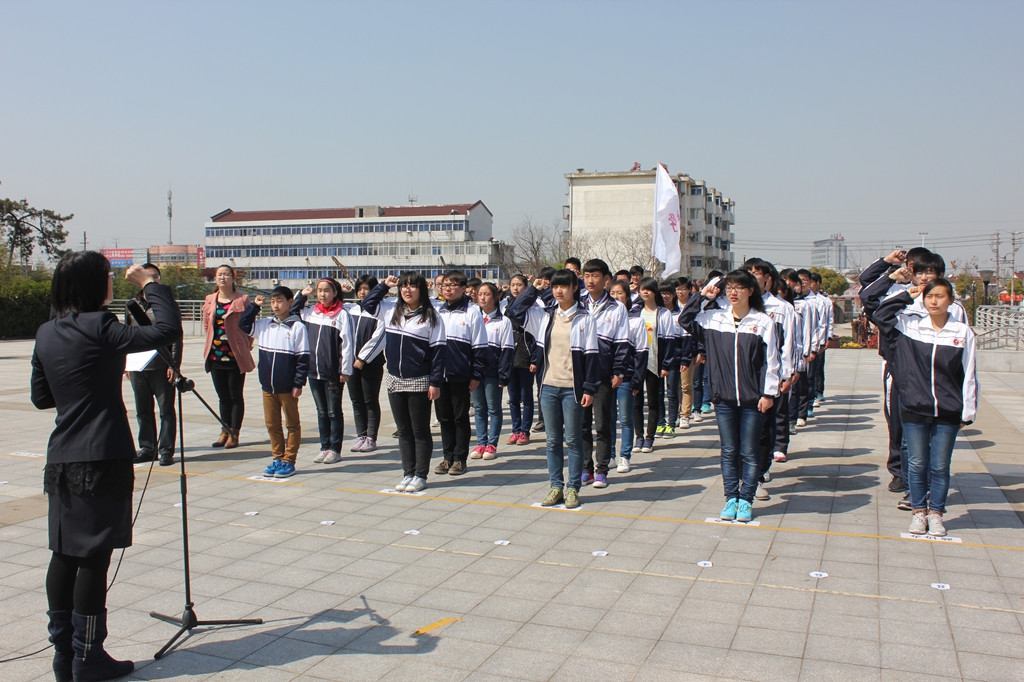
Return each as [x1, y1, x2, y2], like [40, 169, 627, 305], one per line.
[204, 201, 511, 289]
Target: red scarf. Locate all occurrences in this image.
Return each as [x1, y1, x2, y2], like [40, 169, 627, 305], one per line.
[314, 299, 343, 318]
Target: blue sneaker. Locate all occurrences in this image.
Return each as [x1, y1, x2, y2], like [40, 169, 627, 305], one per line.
[736, 499, 753, 523]
[720, 498, 738, 520]
[581, 472, 594, 486]
[263, 459, 281, 476]
[701, 403, 712, 415]
[275, 461, 296, 478]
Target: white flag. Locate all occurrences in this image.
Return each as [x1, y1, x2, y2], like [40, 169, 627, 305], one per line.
[652, 163, 681, 276]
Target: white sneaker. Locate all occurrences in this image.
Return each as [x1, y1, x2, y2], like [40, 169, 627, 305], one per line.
[813, 397, 822, 408]
[313, 450, 328, 463]
[430, 419, 440, 428]
[691, 411, 703, 423]
[755, 484, 770, 501]
[773, 451, 787, 463]
[395, 476, 413, 492]
[926, 512, 946, 537]
[679, 417, 690, 430]
[616, 457, 631, 473]
[796, 418, 807, 428]
[322, 450, 341, 464]
[408, 476, 427, 492]
[762, 471, 771, 482]
[350, 436, 367, 452]
[909, 511, 927, 535]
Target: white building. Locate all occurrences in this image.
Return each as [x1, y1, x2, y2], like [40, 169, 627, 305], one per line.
[204, 202, 511, 290]
[811, 234, 848, 271]
[564, 168, 735, 274]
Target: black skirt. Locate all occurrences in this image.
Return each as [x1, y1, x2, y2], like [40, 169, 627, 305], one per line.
[44, 460, 135, 558]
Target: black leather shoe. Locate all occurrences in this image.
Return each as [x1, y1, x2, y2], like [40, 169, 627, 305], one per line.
[133, 451, 155, 463]
[159, 453, 174, 466]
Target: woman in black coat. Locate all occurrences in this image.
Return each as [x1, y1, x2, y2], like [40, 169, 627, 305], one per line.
[31, 252, 182, 682]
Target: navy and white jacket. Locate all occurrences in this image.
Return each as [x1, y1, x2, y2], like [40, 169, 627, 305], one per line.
[289, 294, 354, 380]
[631, 304, 681, 373]
[344, 301, 386, 367]
[239, 305, 310, 394]
[581, 290, 630, 380]
[437, 295, 487, 383]
[790, 294, 818, 373]
[872, 291, 978, 424]
[763, 292, 797, 381]
[662, 305, 695, 369]
[361, 283, 447, 387]
[678, 294, 780, 407]
[624, 313, 649, 392]
[507, 285, 600, 404]
[479, 306, 515, 385]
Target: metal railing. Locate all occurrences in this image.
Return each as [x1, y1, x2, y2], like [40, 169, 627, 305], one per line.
[975, 305, 1024, 350]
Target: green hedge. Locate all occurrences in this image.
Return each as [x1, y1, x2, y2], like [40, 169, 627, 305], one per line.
[0, 279, 51, 338]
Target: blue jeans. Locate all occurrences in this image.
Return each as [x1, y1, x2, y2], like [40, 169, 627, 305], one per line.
[902, 419, 958, 512]
[472, 377, 504, 447]
[308, 378, 344, 451]
[609, 383, 635, 458]
[715, 401, 766, 503]
[540, 385, 585, 491]
[659, 370, 680, 427]
[507, 367, 535, 434]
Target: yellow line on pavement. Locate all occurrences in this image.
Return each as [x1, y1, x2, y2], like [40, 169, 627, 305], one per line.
[333, 486, 1024, 552]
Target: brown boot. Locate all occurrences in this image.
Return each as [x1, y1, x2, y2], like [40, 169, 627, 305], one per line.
[224, 433, 239, 449]
[212, 430, 229, 447]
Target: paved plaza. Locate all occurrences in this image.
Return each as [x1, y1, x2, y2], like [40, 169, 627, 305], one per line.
[1, 338, 1023, 681]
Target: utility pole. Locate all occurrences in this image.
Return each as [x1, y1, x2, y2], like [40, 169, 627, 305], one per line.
[167, 189, 173, 245]
[918, 232, 928, 247]
[1010, 231, 1022, 307]
[991, 232, 1002, 298]
[82, 231, 87, 251]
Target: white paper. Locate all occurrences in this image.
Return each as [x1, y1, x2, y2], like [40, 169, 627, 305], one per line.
[404, 529, 420, 535]
[931, 583, 950, 590]
[244, 511, 259, 516]
[900, 533, 962, 543]
[809, 571, 828, 579]
[125, 350, 158, 373]
[320, 520, 335, 526]
[697, 561, 713, 567]
[494, 540, 510, 545]
[380, 488, 426, 496]
[704, 517, 761, 526]
[592, 551, 608, 557]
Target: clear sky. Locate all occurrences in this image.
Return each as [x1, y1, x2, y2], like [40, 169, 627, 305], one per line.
[3, 0, 1022, 272]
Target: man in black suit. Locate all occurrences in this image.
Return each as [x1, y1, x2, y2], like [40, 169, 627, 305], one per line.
[126, 263, 183, 466]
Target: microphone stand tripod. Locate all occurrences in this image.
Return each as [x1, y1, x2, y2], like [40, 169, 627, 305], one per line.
[144, 350, 263, 659]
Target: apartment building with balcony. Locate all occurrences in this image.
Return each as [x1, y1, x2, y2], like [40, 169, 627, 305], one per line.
[564, 167, 735, 274]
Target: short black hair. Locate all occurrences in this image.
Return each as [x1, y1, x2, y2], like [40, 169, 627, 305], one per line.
[466, 277, 482, 288]
[629, 265, 645, 277]
[582, 258, 611, 276]
[355, 274, 379, 291]
[51, 250, 111, 318]
[912, 251, 946, 276]
[675, 276, 690, 288]
[706, 269, 724, 281]
[565, 257, 582, 269]
[810, 272, 822, 284]
[796, 268, 812, 279]
[142, 262, 161, 275]
[270, 285, 294, 300]
[614, 269, 630, 280]
[538, 266, 556, 280]
[906, 247, 932, 264]
[444, 270, 468, 286]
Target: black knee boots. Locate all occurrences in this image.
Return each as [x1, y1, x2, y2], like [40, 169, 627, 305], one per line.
[70, 610, 134, 682]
